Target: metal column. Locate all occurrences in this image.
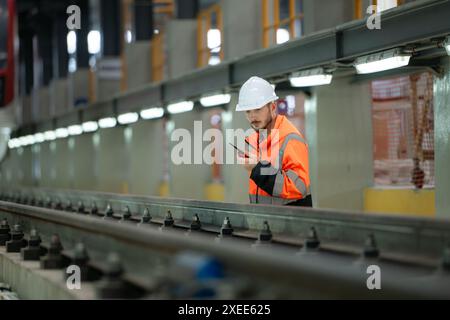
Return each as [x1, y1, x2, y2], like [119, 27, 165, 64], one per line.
[134, 0, 154, 41]
[76, 0, 90, 69]
[100, 0, 121, 56]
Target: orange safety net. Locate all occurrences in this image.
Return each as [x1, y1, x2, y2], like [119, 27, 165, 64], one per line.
[371, 72, 434, 188]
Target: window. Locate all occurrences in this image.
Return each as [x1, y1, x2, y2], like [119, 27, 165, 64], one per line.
[197, 4, 223, 67]
[371, 73, 435, 188]
[377, 0, 400, 12]
[153, 0, 175, 17]
[151, 32, 166, 82]
[262, 0, 304, 48]
[354, 0, 407, 19]
[149, 0, 175, 82]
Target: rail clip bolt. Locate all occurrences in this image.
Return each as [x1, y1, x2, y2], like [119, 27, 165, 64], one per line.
[140, 208, 152, 224]
[77, 201, 86, 214]
[54, 199, 63, 210]
[73, 243, 89, 266]
[97, 253, 127, 299]
[220, 217, 234, 236]
[0, 219, 11, 246]
[6, 224, 27, 253]
[304, 227, 320, 250]
[164, 210, 174, 227]
[363, 234, 379, 259]
[259, 221, 272, 242]
[40, 234, 65, 269]
[21, 229, 43, 261]
[65, 201, 73, 212]
[69, 243, 92, 282]
[122, 206, 132, 220]
[104, 204, 114, 218]
[90, 202, 98, 215]
[190, 214, 202, 231]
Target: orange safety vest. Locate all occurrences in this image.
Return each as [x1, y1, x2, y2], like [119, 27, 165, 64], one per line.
[246, 115, 310, 205]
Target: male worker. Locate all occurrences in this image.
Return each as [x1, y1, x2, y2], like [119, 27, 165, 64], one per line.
[236, 76, 312, 207]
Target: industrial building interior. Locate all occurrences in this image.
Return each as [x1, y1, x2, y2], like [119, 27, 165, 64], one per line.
[0, 0, 450, 301]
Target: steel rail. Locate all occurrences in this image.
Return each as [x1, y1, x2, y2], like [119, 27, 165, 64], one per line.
[1, 200, 450, 299]
[2, 187, 450, 263]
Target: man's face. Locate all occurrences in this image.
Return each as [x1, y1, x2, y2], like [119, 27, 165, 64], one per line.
[245, 103, 274, 131]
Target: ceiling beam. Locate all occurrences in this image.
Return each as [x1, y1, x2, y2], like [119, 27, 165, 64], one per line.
[13, 0, 450, 136]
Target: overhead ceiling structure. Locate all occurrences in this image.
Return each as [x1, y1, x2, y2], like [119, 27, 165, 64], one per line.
[17, 0, 86, 95]
[11, 0, 450, 139]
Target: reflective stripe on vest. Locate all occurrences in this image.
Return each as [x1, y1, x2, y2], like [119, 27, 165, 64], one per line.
[279, 133, 307, 164]
[271, 133, 309, 199]
[286, 170, 310, 197]
[249, 194, 296, 205]
[273, 171, 284, 197]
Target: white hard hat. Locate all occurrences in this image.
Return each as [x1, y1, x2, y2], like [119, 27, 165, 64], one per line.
[236, 76, 278, 112]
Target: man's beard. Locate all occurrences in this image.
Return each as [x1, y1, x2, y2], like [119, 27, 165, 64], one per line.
[251, 114, 273, 132]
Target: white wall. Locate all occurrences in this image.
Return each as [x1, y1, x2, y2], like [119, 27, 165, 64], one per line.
[434, 58, 450, 217]
[305, 77, 373, 211]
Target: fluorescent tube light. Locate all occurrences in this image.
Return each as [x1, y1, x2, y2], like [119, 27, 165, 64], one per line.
[82, 121, 99, 133]
[167, 101, 194, 114]
[24, 135, 36, 145]
[98, 117, 117, 129]
[140, 107, 164, 120]
[55, 128, 69, 139]
[355, 49, 411, 74]
[8, 138, 20, 149]
[19, 136, 28, 146]
[117, 112, 139, 125]
[14, 138, 22, 148]
[200, 94, 231, 107]
[34, 133, 45, 143]
[44, 131, 57, 141]
[289, 68, 333, 87]
[68, 125, 83, 136]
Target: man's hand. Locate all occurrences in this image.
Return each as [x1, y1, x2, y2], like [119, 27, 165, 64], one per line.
[237, 152, 259, 172]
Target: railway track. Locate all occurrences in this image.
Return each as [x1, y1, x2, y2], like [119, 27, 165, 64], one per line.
[0, 187, 449, 299]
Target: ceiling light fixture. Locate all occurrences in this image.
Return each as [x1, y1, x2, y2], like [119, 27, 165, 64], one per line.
[167, 101, 194, 114]
[354, 48, 411, 74]
[289, 68, 333, 87]
[200, 94, 231, 108]
[117, 112, 139, 125]
[140, 107, 164, 120]
[98, 117, 117, 129]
